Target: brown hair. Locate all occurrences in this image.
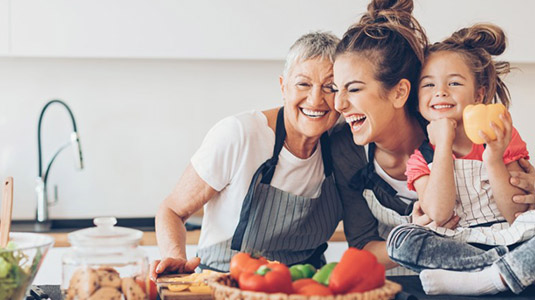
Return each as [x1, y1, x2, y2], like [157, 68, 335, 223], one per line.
[335, 0, 428, 117]
[427, 23, 511, 108]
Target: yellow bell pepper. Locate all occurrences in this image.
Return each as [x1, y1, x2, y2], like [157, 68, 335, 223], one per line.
[463, 103, 506, 144]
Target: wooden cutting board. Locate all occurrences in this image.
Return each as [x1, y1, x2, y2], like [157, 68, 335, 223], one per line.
[157, 274, 214, 300]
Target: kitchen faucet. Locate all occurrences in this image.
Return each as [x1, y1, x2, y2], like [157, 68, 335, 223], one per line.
[35, 100, 83, 231]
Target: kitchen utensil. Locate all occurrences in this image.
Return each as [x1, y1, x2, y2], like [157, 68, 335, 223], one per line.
[157, 274, 213, 300]
[1, 176, 14, 247]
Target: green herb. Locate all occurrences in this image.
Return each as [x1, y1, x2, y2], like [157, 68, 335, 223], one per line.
[0, 241, 36, 300]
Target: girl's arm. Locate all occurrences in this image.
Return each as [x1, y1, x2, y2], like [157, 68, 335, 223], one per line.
[483, 112, 528, 223]
[415, 119, 457, 226]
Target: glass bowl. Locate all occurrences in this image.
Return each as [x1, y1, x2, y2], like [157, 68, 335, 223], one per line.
[0, 232, 54, 300]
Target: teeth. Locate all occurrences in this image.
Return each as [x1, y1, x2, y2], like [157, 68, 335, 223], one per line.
[433, 104, 453, 109]
[301, 108, 327, 117]
[345, 115, 366, 124]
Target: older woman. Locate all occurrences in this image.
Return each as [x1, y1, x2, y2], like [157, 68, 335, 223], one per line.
[151, 32, 342, 278]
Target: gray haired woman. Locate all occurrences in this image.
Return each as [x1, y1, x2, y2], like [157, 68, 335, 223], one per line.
[151, 31, 343, 278]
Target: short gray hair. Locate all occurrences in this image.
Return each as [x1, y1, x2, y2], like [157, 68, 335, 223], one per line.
[282, 31, 340, 78]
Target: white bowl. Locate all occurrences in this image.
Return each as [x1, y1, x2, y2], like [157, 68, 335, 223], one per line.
[0, 232, 54, 300]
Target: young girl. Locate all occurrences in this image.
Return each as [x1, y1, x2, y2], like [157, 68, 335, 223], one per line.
[386, 23, 535, 295]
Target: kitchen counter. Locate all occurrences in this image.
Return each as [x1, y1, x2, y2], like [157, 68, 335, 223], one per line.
[34, 243, 350, 285]
[28, 222, 346, 247]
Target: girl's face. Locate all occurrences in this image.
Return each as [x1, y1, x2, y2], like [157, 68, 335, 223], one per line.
[418, 51, 484, 124]
[333, 53, 396, 145]
[280, 58, 339, 139]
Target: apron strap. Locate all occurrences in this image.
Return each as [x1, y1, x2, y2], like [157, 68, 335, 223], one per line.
[418, 140, 434, 165]
[260, 107, 286, 184]
[261, 107, 333, 182]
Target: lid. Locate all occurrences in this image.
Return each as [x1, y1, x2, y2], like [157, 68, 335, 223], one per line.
[68, 217, 143, 247]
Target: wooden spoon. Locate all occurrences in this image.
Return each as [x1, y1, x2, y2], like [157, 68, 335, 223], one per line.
[0, 177, 14, 248]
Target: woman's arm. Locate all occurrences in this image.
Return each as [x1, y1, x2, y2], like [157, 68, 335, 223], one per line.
[486, 160, 528, 223]
[511, 158, 535, 206]
[151, 163, 218, 279]
[363, 241, 398, 269]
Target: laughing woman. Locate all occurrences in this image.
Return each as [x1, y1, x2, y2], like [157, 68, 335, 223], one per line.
[151, 32, 343, 278]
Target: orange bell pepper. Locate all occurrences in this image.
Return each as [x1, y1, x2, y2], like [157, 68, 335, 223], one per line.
[463, 103, 506, 144]
[328, 248, 384, 294]
[238, 263, 293, 294]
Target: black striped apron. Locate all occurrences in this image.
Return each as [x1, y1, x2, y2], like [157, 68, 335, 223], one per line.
[349, 142, 415, 275]
[197, 107, 343, 272]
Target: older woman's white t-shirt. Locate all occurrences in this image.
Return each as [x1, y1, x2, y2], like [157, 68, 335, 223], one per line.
[191, 110, 325, 250]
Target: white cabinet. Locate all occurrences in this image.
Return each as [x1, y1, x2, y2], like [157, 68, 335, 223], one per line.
[414, 0, 535, 64]
[0, 0, 9, 55]
[9, 0, 358, 59]
[5, 0, 535, 62]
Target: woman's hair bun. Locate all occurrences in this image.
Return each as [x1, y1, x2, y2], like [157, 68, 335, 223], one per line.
[367, 0, 414, 18]
[451, 23, 506, 56]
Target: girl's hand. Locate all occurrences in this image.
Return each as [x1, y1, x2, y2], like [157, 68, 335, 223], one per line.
[482, 111, 512, 163]
[427, 118, 457, 148]
[411, 201, 460, 229]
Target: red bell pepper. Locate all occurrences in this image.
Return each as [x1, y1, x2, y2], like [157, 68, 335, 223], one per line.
[292, 278, 333, 296]
[347, 263, 385, 293]
[238, 263, 293, 294]
[229, 252, 268, 280]
[329, 247, 385, 294]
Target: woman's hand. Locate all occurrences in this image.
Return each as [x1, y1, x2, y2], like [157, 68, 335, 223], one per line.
[411, 201, 459, 229]
[150, 257, 201, 281]
[511, 158, 535, 214]
[427, 118, 456, 148]
[482, 112, 512, 163]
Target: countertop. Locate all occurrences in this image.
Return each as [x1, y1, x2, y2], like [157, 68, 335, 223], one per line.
[24, 222, 346, 247]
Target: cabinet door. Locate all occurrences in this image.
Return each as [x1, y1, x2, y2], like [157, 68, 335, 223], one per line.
[9, 0, 359, 59]
[0, 0, 9, 55]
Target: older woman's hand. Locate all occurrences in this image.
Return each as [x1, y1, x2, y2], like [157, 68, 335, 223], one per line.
[150, 257, 201, 281]
[411, 201, 460, 229]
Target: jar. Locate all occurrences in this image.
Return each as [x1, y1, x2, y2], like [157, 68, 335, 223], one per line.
[61, 217, 149, 300]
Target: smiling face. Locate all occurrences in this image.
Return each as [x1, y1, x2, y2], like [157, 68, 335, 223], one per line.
[333, 53, 397, 145]
[281, 58, 339, 139]
[418, 51, 484, 124]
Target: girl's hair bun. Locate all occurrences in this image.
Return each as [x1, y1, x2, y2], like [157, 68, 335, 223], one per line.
[367, 0, 413, 17]
[450, 23, 506, 56]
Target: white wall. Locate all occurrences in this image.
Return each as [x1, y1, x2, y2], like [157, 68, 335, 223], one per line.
[0, 58, 283, 219]
[1, 0, 535, 220]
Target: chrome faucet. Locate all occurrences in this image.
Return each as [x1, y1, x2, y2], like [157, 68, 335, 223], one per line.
[35, 100, 83, 230]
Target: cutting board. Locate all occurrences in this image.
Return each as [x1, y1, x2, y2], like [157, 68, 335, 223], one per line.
[157, 274, 214, 300]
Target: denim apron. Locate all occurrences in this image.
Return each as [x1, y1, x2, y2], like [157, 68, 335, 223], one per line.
[349, 143, 415, 275]
[197, 107, 343, 272]
[418, 142, 535, 246]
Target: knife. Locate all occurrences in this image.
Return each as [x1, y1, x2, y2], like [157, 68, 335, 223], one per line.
[28, 286, 50, 300]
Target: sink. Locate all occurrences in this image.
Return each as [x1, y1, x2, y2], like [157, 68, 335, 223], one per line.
[10, 216, 202, 233]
